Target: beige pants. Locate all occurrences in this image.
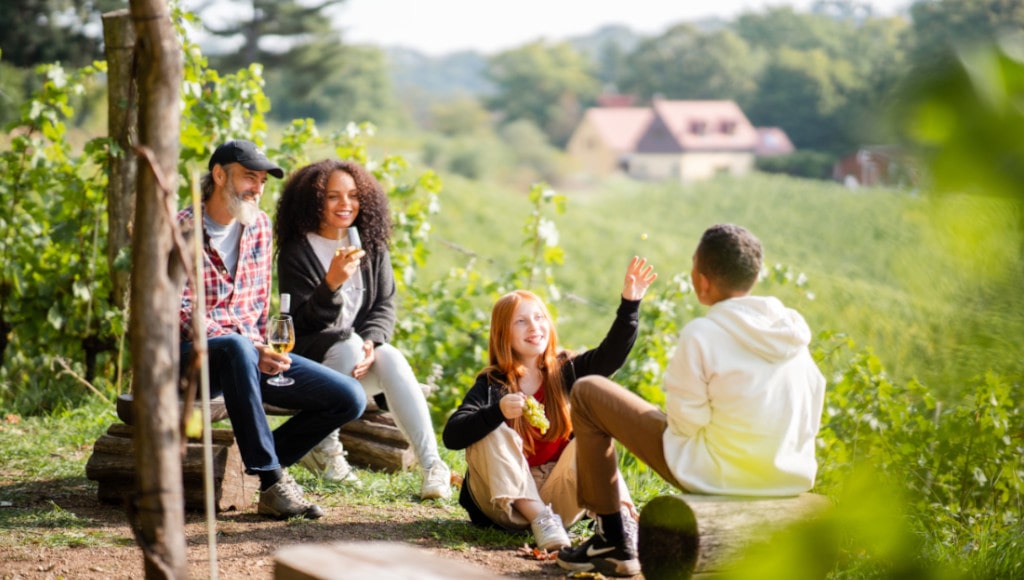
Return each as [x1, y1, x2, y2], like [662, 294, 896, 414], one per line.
[465, 423, 633, 529]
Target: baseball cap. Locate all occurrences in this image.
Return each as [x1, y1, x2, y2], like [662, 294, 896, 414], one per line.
[208, 140, 284, 178]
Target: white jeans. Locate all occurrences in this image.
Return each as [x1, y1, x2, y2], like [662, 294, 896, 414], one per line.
[321, 332, 441, 471]
[466, 423, 634, 530]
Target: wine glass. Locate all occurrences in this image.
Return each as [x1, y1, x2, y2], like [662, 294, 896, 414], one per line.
[335, 226, 362, 256]
[266, 314, 295, 386]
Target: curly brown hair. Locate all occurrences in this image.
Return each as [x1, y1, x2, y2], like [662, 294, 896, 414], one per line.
[274, 159, 392, 260]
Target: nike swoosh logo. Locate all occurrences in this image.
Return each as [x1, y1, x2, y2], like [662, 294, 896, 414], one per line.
[586, 545, 616, 557]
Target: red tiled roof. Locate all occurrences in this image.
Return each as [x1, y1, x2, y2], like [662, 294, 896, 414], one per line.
[639, 100, 758, 153]
[596, 94, 637, 107]
[755, 127, 795, 156]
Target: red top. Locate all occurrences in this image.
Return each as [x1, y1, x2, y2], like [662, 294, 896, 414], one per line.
[520, 385, 569, 467]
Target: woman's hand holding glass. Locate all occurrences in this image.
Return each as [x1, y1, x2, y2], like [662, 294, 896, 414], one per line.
[326, 226, 365, 292]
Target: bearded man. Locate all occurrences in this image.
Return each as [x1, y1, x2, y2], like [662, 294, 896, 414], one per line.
[178, 140, 366, 519]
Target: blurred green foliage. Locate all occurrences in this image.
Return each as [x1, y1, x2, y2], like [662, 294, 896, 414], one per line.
[0, 2, 1021, 578]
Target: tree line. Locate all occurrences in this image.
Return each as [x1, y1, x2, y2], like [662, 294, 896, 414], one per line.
[2, 0, 1022, 172]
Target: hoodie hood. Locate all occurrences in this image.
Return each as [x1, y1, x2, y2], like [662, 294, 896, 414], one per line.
[705, 296, 812, 362]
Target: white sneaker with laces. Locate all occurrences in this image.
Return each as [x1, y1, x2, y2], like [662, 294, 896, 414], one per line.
[531, 506, 571, 551]
[298, 430, 359, 483]
[420, 460, 452, 500]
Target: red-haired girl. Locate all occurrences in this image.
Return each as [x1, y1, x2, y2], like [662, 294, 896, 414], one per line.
[442, 258, 657, 550]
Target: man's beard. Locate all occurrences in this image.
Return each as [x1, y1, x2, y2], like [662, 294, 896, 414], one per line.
[224, 179, 260, 226]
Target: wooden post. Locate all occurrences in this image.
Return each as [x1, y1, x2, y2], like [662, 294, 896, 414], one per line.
[102, 9, 137, 311]
[127, 0, 186, 578]
[638, 493, 834, 580]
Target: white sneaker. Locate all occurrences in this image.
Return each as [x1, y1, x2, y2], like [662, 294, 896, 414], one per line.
[298, 431, 359, 483]
[420, 461, 452, 500]
[531, 506, 570, 551]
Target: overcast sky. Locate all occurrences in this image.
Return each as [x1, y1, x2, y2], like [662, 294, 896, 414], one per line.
[333, 0, 914, 56]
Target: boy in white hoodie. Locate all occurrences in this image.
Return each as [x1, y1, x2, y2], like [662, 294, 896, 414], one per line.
[557, 223, 826, 577]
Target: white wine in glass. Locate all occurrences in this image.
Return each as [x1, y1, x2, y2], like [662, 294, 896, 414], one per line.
[266, 314, 295, 386]
[335, 226, 362, 257]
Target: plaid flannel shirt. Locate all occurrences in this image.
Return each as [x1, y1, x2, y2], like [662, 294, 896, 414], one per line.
[178, 205, 273, 345]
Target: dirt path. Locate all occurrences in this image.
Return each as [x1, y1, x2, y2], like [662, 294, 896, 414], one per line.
[0, 479, 580, 579]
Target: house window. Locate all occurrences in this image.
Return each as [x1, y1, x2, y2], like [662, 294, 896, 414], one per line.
[690, 121, 707, 135]
[720, 120, 737, 134]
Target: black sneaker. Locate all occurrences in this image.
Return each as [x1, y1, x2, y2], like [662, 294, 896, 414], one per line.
[556, 525, 639, 577]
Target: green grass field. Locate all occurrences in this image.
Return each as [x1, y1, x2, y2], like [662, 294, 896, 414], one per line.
[420, 171, 1023, 399]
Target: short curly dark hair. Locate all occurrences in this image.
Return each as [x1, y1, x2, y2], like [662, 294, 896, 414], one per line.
[274, 159, 392, 260]
[695, 223, 762, 293]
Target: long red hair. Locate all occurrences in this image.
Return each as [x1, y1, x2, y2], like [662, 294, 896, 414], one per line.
[481, 290, 571, 453]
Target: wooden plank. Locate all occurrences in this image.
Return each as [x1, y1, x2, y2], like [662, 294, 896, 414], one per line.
[638, 493, 833, 580]
[274, 541, 502, 580]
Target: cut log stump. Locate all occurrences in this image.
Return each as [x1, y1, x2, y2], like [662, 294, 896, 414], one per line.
[84, 423, 258, 512]
[339, 411, 416, 472]
[638, 493, 834, 580]
[87, 395, 415, 512]
[274, 541, 503, 580]
[114, 392, 416, 472]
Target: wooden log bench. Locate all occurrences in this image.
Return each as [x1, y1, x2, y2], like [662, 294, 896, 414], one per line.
[85, 393, 415, 512]
[274, 541, 502, 580]
[637, 493, 834, 580]
[85, 421, 258, 512]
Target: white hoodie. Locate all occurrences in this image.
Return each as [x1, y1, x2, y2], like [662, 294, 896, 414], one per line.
[661, 295, 826, 496]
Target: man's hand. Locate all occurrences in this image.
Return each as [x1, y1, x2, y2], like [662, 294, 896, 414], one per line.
[256, 344, 292, 376]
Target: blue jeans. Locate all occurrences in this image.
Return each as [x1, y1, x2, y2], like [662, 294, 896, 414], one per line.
[181, 334, 366, 474]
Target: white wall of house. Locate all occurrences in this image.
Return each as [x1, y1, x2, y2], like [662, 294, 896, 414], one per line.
[565, 122, 618, 177]
[627, 152, 755, 183]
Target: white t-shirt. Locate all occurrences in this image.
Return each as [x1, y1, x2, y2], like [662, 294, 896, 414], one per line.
[306, 232, 364, 330]
[203, 213, 242, 277]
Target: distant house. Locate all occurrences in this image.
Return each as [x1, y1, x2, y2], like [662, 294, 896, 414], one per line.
[565, 107, 652, 178]
[567, 99, 769, 183]
[755, 127, 795, 157]
[833, 145, 919, 188]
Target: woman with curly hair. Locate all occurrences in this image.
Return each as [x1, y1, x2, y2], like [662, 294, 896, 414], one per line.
[441, 258, 657, 551]
[275, 158, 452, 500]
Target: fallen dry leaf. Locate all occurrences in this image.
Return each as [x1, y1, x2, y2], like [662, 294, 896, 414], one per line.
[516, 544, 557, 561]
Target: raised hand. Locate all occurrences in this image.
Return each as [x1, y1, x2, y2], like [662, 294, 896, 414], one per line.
[622, 256, 658, 301]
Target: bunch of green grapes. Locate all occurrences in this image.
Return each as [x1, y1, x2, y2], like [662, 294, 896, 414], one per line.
[524, 395, 550, 435]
